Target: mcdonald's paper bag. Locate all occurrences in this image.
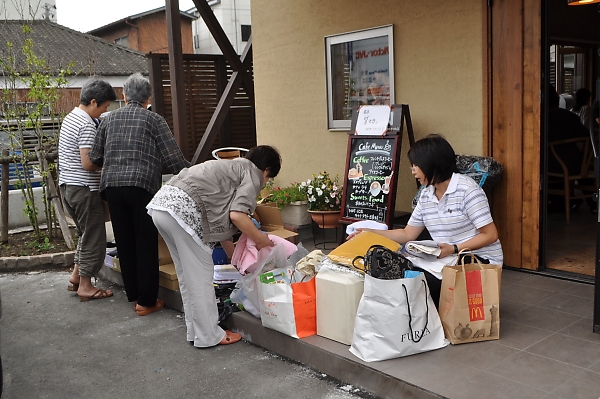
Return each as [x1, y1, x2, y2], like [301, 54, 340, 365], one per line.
[438, 262, 502, 344]
[258, 276, 317, 339]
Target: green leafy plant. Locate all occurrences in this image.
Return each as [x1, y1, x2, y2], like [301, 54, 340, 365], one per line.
[0, 23, 73, 242]
[27, 236, 54, 251]
[259, 180, 308, 210]
[304, 171, 343, 211]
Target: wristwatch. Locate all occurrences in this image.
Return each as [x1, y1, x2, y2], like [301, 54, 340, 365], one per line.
[453, 244, 459, 254]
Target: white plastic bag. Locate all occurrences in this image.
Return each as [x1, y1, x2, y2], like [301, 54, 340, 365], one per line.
[349, 273, 448, 362]
[230, 244, 291, 318]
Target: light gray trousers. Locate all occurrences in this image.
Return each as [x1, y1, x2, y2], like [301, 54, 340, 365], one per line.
[151, 210, 226, 347]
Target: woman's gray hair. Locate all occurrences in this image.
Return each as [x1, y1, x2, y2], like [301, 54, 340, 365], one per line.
[123, 73, 152, 104]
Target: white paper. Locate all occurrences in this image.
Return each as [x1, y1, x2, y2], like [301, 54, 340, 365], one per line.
[355, 105, 391, 136]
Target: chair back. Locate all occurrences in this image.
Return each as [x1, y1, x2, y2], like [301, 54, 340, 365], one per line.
[212, 147, 249, 160]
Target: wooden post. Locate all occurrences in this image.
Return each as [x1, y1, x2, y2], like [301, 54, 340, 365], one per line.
[1, 149, 9, 243]
[35, 147, 74, 249]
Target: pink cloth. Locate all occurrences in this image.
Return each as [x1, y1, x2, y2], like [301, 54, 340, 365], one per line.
[231, 233, 297, 275]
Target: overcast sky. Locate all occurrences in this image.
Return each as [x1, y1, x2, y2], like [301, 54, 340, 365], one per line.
[56, 0, 196, 32]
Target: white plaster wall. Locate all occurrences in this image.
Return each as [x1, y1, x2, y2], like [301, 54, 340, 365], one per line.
[192, 0, 251, 55]
[252, 0, 484, 212]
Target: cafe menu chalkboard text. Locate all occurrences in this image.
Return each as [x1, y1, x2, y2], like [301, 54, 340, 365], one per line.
[341, 104, 414, 228]
[340, 135, 399, 226]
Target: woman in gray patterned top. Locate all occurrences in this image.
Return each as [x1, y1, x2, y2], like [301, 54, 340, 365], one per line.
[89, 73, 191, 316]
[147, 145, 281, 347]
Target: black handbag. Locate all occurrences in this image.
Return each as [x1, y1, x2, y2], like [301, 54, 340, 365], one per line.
[352, 245, 414, 280]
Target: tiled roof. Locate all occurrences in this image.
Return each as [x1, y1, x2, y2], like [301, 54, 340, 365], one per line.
[0, 20, 148, 76]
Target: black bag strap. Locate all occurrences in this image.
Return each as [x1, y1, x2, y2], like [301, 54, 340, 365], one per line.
[351, 255, 367, 274]
[402, 279, 429, 343]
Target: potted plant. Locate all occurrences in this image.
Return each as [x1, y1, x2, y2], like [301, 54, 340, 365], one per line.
[258, 181, 311, 225]
[303, 171, 343, 228]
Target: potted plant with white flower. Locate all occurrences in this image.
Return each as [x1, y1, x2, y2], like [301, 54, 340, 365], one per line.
[303, 171, 343, 228]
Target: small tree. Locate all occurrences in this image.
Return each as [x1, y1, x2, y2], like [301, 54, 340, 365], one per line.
[0, 23, 72, 243]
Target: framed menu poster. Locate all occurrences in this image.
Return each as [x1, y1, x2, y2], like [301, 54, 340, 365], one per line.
[340, 135, 401, 227]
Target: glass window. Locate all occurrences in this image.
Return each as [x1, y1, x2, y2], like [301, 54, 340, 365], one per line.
[241, 25, 251, 42]
[114, 36, 129, 48]
[325, 25, 394, 130]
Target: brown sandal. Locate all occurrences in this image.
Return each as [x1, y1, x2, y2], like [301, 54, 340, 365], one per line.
[79, 289, 113, 302]
[135, 299, 164, 316]
[219, 330, 242, 345]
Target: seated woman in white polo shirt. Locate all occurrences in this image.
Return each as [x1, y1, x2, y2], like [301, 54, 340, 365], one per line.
[349, 134, 503, 306]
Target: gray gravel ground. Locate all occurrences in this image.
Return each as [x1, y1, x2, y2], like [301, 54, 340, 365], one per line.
[0, 271, 378, 399]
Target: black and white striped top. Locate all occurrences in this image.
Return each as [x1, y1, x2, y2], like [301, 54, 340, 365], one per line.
[408, 173, 503, 265]
[58, 107, 101, 190]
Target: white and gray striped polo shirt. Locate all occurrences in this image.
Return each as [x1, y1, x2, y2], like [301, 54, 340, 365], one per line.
[58, 107, 101, 190]
[408, 173, 503, 265]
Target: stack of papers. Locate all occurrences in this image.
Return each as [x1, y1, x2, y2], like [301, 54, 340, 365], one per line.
[404, 240, 441, 261]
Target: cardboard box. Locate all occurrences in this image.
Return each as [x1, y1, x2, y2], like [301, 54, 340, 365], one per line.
[159, 277, 179, 291]
[159, 263, 179, 291]
[112, 257, 121, 273]
[254, 203, 299, 244]
[104, 251, 121, 272]
[158, 234, 172, 265]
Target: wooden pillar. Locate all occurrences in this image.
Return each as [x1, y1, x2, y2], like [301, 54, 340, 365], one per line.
[165, 0, 187, 148]
[1, 149, 9, 243]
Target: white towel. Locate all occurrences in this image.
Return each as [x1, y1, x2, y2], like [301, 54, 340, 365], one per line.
[345, 220, 388, 235]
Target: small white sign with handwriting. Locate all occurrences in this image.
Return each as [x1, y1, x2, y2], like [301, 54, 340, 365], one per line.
[355, 105, 391, 136]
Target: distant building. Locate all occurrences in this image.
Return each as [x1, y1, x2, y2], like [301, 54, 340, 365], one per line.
[88, 6, 196, 54]
[0, 20, 149, 115]
[0, 0, 56, 22]
[187, 0, 251, 55]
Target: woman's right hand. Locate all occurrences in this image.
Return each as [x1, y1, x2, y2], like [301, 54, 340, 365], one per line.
[255, 232, 274, 250]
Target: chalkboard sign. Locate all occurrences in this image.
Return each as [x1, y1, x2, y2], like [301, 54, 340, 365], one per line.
[340, 135, 400, 226]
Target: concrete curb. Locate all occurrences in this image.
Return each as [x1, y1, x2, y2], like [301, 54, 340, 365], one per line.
[0, 251, 75, 272]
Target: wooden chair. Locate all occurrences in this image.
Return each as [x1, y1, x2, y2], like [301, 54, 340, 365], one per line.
[211, 147, 249, 160]
[547, 136, 597, 224]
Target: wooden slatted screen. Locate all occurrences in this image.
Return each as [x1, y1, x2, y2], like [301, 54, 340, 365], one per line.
[149, 53, 256, 162]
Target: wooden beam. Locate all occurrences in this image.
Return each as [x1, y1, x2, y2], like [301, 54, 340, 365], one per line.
[191, 0, 254, 95]
[165, 0, 187, 148]
[521, 0, 542, 270]
[491, 0, 526, 269]
[191, 37, 253, 164]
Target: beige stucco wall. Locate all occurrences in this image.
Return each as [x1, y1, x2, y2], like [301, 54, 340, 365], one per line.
[251, 0, 484, 211]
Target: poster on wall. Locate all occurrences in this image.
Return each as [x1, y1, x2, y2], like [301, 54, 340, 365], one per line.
[325, 25, 394, 130]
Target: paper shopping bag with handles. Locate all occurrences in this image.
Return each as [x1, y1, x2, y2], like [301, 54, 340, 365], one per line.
[258, 273, 316, 339]
[349, 273, 448, 362]
[438, 254, 502, 344]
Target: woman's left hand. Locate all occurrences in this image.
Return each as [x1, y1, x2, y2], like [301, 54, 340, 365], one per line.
[437, 243, 455, 258]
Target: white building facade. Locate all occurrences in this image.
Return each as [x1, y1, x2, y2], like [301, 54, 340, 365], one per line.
[188, 0, 251, 55]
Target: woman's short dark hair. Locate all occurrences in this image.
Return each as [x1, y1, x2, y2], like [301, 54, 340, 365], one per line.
[407, 134, 457, 186]
[245, 145, 282, 178]
[80, 79, 117, 106]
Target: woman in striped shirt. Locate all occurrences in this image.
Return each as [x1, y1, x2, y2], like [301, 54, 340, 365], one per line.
[349, 134, 503, 306]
